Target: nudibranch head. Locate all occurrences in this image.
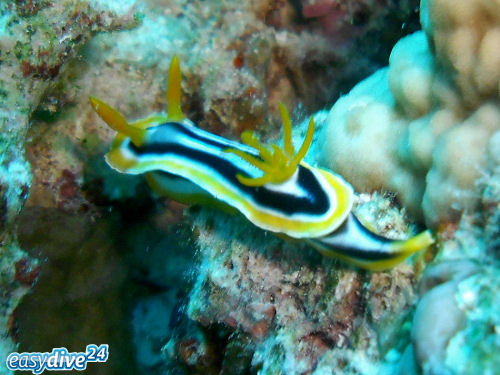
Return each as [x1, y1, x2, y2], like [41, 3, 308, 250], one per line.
[224, 103, 314, 187]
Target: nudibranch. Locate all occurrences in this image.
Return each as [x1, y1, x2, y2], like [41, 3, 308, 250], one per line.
[90, 56, 434, 270]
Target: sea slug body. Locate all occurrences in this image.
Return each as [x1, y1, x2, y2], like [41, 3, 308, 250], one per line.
[90, 56, 434, 270]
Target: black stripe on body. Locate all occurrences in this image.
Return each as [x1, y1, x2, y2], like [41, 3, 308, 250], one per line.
[311, 214, 398, 261]
[318, 241, 397, 261]
[128, 122, 331, 216]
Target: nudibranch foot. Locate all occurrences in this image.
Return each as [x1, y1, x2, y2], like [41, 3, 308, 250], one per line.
[307, 213, 435, 271]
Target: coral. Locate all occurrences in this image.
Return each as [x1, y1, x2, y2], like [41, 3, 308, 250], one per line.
[315, 2, 500, 371]
[445, 267, 500, 374]
[420, 0, 500, 107]
[412, 277, 465, 374]
[480, 130, 500, 256]
[81, 0, 422, 143]
[3, 0, 411, 372]
[408, 259, 500, 374]
[6, 0, 484, 373]
[183, 192, 421, 374]
[0, 1, 138, 370]
[321, 0, 500, 227]
[403, 158, 500, 373]
[317, 2, 500, 367]
[421, 141, 500, 374]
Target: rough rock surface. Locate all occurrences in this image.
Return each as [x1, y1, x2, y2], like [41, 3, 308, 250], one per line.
[321, 0, 500, 227]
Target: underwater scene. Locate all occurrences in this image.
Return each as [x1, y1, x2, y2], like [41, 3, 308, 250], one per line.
[1, 0, 500, 374]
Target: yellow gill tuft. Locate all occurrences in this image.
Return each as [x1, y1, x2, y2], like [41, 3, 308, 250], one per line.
[225, 102, 315, 187]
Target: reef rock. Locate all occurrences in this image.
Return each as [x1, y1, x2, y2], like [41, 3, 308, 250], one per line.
[321, 0, 500, 227]
[2, 0, 423, 373]
[0, 1, 137, 369]
[182, 194, 421, 375]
